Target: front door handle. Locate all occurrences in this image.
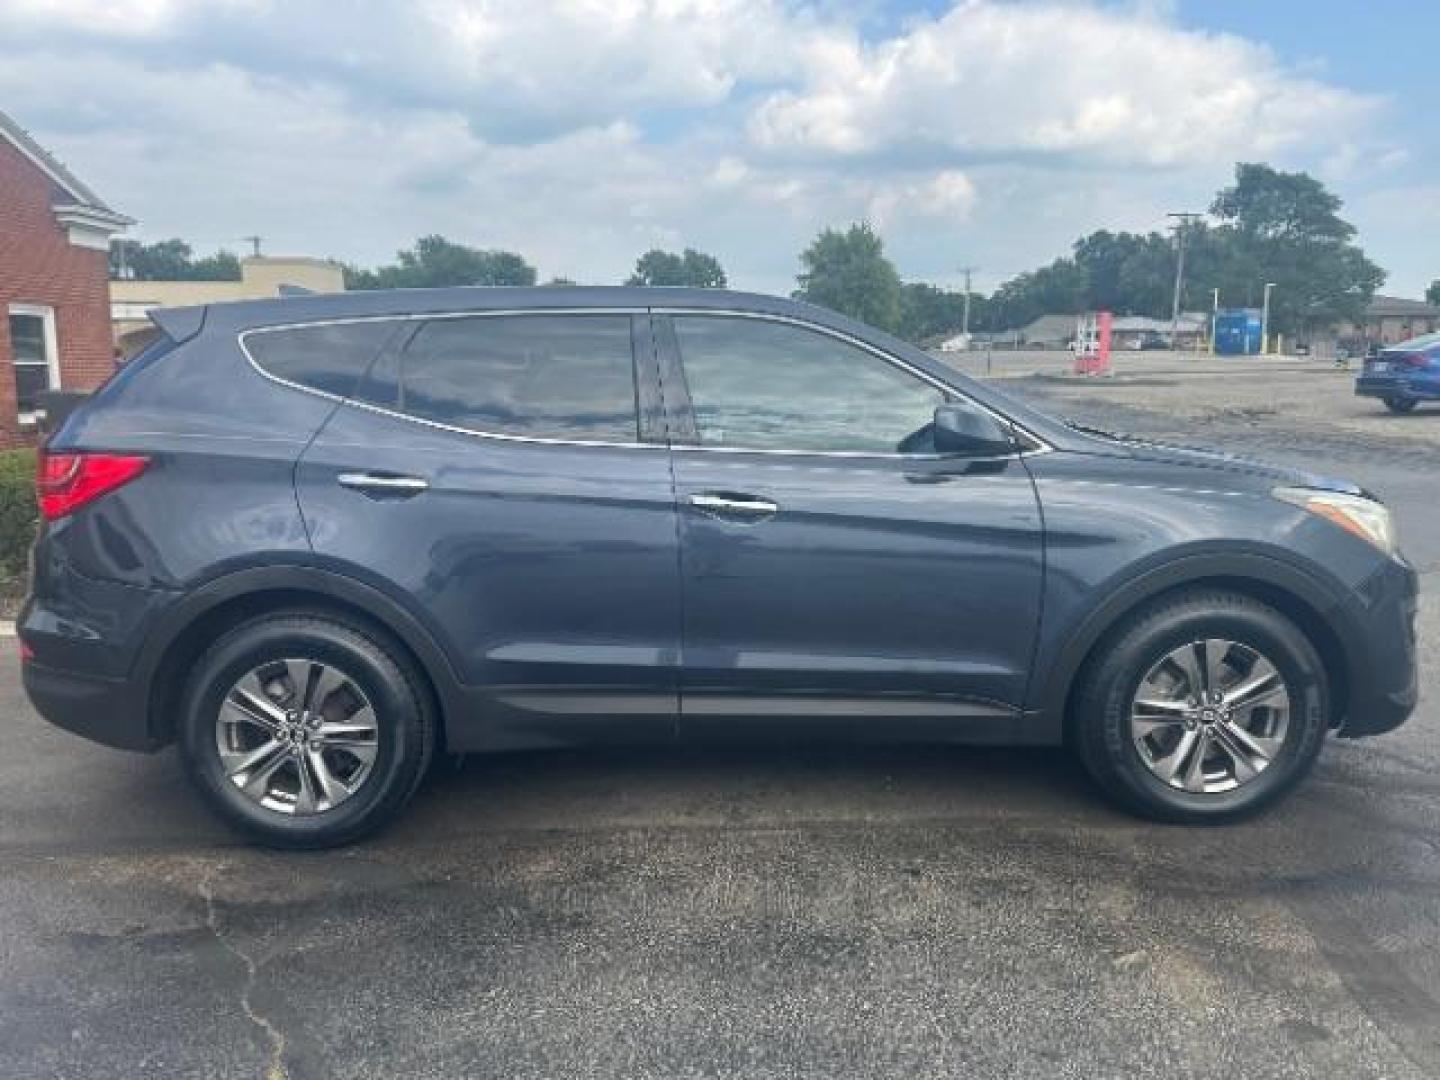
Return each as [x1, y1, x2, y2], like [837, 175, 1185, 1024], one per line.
[688, 492, 779, 520]
[336, 472, 429, 498]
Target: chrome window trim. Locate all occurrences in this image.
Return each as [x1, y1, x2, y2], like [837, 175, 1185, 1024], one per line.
[236, 306, 1052, 458]
[238, 308, 661, 451]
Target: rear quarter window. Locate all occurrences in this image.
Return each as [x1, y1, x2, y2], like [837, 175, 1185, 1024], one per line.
[245, 321, 400, 398]
[355, 313, 639, 443]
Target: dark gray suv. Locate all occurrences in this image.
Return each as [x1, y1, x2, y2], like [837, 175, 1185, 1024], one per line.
[21, 288, 1418, 847]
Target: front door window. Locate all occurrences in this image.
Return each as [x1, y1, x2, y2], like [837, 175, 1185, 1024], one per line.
[670, 315, 952, 454]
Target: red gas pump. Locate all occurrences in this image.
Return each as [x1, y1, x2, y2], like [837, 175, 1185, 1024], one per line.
[1072, 311, 1113, 376]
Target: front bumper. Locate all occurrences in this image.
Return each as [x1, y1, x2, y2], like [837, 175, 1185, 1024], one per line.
[1334, 555, 1419, 738]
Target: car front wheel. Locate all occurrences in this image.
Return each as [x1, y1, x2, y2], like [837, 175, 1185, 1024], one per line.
[178, 612, 434, 848]
[1074, 590, 1328, 823]
[1385, 396, 1418, 414]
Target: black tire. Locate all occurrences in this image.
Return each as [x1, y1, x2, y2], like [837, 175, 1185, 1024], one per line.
[178, 611, 434, 849]
[1384, 396, 1418, 414]
[1073, 590, 1328, 823]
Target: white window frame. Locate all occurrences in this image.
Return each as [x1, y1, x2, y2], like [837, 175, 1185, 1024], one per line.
[7, 303, 61, 426]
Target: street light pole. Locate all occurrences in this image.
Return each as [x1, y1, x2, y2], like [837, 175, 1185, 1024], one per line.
[1167, 212, 1202, 351]
[1261, 282, 1276, 355]
[1210, 287, 1219, 355]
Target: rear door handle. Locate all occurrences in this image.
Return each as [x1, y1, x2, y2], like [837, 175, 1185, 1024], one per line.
[336, 472, 429, 498]
[688, 492, 779, 520]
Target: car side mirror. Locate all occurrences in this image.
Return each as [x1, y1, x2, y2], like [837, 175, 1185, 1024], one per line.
[932, 404, 1014, 457]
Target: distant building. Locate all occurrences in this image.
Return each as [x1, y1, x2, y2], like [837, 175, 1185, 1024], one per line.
[1109, 314, 1208, 350]
[1014, 312, 1208, 350]
[0, 109, 131, 443]
[1329, 295, 1440, 349]
[1018, 314, 1077, 348]
[112, 256, 346, 355]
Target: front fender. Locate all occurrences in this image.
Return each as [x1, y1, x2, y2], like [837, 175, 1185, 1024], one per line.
[1026, 547, 1358, 739]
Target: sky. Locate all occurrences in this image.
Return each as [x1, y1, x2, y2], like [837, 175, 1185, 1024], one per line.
[2, 0, 1435, 298]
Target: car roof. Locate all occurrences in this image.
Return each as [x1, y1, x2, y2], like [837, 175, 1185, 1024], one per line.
[1384, 330, 1440, 352]
[160, 286, 837, 336]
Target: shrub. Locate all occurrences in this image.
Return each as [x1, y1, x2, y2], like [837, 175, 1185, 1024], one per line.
[0, 449, 36, 594]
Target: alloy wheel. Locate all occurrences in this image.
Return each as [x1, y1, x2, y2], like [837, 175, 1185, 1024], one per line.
[1129, 638, 1291, 794]
[216, 658, 380, 815]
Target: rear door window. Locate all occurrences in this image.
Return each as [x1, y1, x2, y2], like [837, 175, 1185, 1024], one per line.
[357, 314, 640, 443]
[245, 321, 399, 398]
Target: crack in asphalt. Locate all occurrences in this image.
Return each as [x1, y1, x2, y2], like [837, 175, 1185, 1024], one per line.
[199, 863, 290, 1080]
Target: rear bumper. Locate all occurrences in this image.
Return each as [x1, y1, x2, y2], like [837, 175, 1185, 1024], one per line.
[1355, 374, 1440, 400]
[18, 561, 178, 753]
[1334, 556, 1419, 738]
[22, 660, 158, 751]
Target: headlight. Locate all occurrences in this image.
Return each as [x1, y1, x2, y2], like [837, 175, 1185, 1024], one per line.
[1274, 487, 1397, 555]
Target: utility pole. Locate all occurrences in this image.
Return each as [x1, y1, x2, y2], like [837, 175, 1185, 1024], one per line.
[959, 266, 977, 344]
[1168, 212, 1202, 351]
[240, 235, 264, 258]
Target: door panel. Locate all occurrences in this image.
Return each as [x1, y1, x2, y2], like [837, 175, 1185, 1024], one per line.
[656, 314, 1043, 738]
[295, 312, 681, 750]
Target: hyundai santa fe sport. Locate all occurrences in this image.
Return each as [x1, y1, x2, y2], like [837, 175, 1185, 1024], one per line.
[21, 287, 1418, 847]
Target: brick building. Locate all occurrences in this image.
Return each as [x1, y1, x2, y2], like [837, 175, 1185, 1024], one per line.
[0, 109, 130, 445]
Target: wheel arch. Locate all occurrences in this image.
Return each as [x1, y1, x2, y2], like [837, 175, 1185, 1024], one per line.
[1039, 553, 1354, 743]
[138, 565, 465, 749]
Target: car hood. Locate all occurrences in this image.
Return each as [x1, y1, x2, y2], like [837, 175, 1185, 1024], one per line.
[1063, 423, 1363, 495]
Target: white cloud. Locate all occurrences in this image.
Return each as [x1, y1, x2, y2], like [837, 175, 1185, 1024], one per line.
[0, 0, 1405, 294]
[749, 0, 1378, 167]
[867, 170, 977, 228]
[2, 0, 826, 140]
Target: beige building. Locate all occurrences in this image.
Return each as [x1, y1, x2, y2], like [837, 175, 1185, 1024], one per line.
[1328, 295, 1440, 350]
[112, 255, 344, 354]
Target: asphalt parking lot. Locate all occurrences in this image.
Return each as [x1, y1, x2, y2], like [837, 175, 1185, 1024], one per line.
[3, 359, 1438, 1079]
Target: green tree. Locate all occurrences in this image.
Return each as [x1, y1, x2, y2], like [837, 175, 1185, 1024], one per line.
[897, 283, 988, 342]
[346, 235, 537, 290]
[1209, 163, 1383, 335]
[1427, 280, 1440, 307]
[1071, 230, 1144, 314]
[989, 258, 1089, 329]
[984, 164, 1383, 334]
[109, 238, 241, 281]
[626, 248, 727, 288]
[795, 223, 903, 331]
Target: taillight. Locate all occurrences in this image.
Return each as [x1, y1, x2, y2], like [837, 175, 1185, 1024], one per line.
[36, 450, 149, 521]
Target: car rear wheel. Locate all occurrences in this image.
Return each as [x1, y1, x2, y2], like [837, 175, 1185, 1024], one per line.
[1384, 396, 1418, 414]
[1073, 590, 1328, 823]
[178, 612, 434, 848]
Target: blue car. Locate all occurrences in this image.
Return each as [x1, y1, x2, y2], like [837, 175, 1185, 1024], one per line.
[1355, 331, 1440, 413]
[20, 288, 1418, 847]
